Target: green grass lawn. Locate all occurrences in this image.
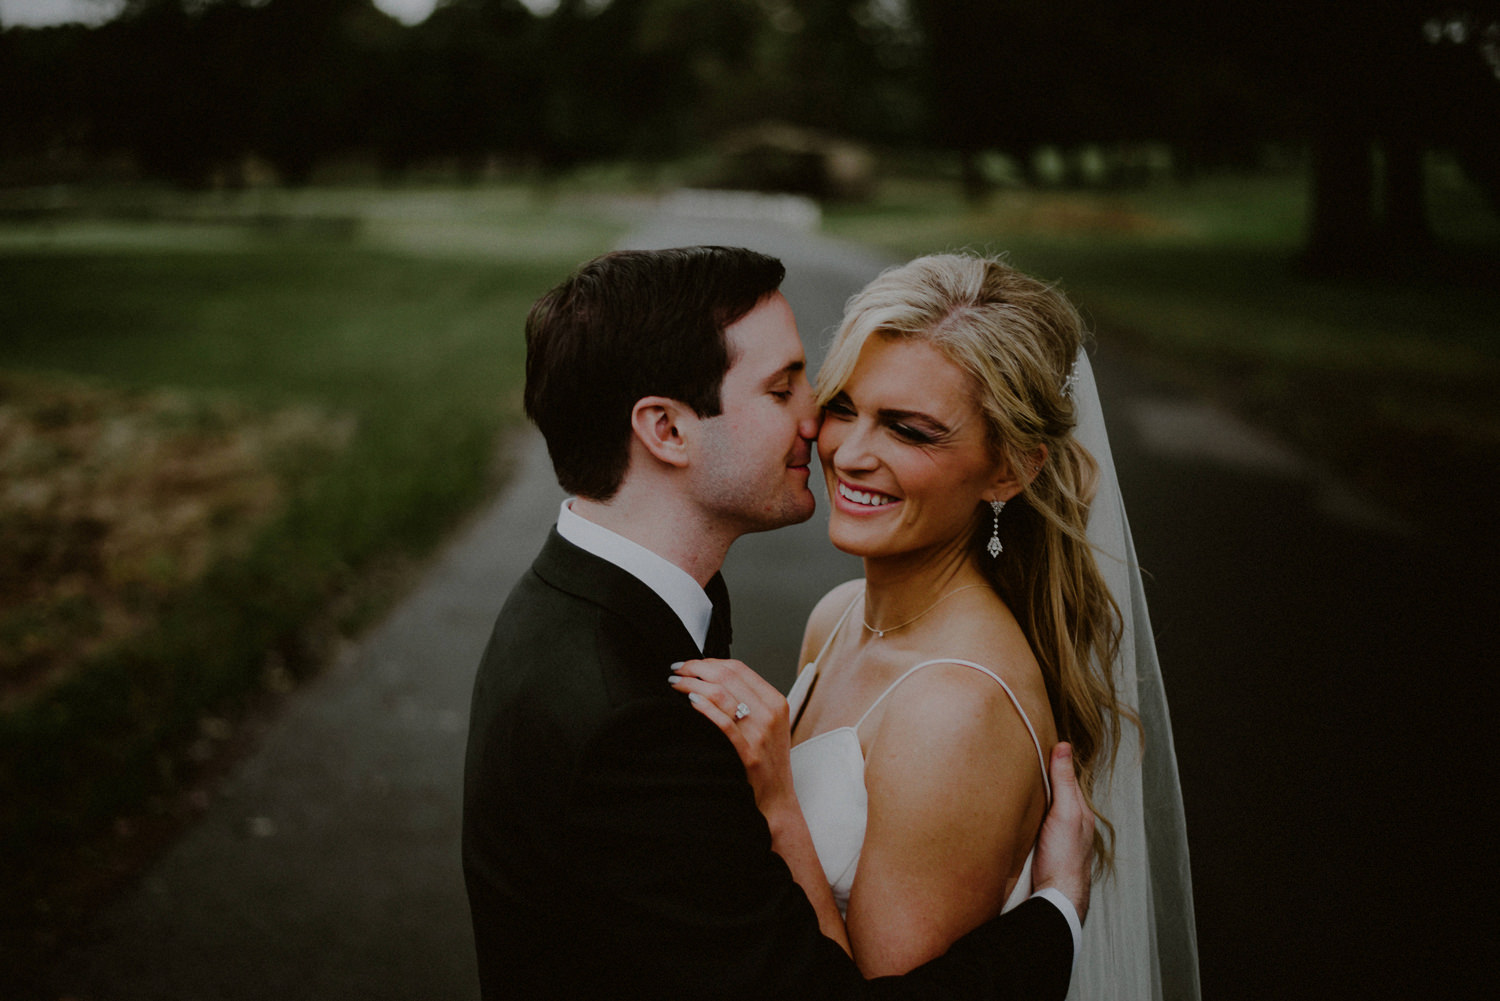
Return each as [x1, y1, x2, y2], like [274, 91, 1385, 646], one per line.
[824, 163, 1500, 525]
[0, 185, 625, 920]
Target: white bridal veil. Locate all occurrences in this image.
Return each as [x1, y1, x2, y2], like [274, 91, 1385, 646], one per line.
[1068, 350, 1201, 1001]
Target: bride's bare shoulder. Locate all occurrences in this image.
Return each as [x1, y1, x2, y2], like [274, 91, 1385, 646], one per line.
[796, 579, 865, 670]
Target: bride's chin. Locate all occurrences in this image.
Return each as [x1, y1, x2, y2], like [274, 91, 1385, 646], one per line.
[826, 521, 880, 557]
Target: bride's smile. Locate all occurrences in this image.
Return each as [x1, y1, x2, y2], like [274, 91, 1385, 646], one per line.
[835, 481, 897, 508]
[818, 334, 1014, 561]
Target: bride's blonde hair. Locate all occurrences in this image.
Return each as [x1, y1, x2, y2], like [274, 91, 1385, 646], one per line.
[818, 252, 1135, 871]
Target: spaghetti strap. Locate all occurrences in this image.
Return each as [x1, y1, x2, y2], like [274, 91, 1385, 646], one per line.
[853, 658, 1051, 803]
[790, 592, 862, 732]
[807, 593, 862, 675]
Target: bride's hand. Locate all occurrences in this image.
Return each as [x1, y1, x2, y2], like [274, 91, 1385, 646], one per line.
[669, 658, 796, 815]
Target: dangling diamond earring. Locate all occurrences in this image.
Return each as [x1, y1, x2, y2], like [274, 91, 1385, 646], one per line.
[987, 499, 1005, 558]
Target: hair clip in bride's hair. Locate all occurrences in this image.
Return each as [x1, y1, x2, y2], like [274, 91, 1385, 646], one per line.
[1060, 357, 1081, 399]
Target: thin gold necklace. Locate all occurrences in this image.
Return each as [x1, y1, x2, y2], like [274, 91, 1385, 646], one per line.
[862, 584, 989, 638]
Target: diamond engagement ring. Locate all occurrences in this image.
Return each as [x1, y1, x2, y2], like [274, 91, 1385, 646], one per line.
[733, 702, 750, 721]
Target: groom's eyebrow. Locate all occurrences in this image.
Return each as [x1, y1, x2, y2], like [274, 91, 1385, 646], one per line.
[762, 360, 805, 385]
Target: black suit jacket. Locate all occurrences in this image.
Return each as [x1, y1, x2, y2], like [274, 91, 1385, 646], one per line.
[463, 530, 1073, 1000]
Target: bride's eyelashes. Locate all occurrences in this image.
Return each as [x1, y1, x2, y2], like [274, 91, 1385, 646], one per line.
[823, 394, 950, 447]
[890, 421, 944, 446]
[822, 395, 855, 420]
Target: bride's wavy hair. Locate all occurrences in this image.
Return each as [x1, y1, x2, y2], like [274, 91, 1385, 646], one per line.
[817, 252, 1137, 872]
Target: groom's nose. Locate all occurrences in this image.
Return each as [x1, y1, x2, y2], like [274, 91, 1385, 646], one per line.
[798, 405, 823, 440]
[794, 375, 821, 438]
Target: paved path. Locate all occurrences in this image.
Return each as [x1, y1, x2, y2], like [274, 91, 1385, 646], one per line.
[1098, 352, 1492, 1001]
[40, 202, 1494, 1001]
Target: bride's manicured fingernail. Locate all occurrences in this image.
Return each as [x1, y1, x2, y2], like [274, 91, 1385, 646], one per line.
[688, 693, 704, 705]
[669, 661, 685, 672]
[667, 675, 682, 685]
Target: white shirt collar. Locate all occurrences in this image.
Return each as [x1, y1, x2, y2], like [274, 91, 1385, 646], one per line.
[555, 498, 714, 651]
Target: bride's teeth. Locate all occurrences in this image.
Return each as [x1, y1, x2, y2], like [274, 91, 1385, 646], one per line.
[840, 483, 892, 507]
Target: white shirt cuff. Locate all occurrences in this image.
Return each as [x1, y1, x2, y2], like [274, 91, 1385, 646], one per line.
[1030, 887, 1083, 973]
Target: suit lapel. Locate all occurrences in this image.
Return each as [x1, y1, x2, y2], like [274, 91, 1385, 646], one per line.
[532, 529, 719, 666]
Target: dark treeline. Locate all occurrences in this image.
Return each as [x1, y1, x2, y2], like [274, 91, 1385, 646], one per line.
[0, 0, 931, 187]
[2, 0, 1498, 269]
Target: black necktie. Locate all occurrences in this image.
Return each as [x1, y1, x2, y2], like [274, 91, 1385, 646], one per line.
[703, 572, 733, 658]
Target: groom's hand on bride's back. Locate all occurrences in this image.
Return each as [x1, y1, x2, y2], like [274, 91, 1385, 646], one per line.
[1032, 742, 1096, 923]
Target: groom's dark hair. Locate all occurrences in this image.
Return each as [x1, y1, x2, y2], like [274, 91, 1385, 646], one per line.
[524, 245, 786, 500]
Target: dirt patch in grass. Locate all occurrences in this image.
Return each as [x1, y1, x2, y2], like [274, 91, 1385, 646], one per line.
[0, 373, 354, 709]
[1011, 196, 1187, 236]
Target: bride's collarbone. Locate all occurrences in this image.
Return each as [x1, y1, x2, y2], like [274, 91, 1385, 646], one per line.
[799, 636, 950, 738]
[793, 645, 887, 739]
[808, 620, 1046, 744]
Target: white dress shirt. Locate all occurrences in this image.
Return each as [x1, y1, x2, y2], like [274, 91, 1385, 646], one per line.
[555, 498, 714, 651]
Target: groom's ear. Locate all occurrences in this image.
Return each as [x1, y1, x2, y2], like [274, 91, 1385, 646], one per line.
[630, 396, 693, 469]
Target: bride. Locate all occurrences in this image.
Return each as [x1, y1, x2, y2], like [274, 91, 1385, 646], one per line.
[673, 253, 1200, 999]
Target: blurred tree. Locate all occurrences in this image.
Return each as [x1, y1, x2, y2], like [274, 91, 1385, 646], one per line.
[522, 0, 922, 167]
[525, 0, 654, 166]
[529, 0, 744, 167]
[904, 0, 1497, 268]
[739, 0, 924, 143]
[905, 0, 1225, 197]
[1267, 1, 1500, 273]
[1292, 2, 1424, 271]
[906, 0, 1009, 199]
[73, 0, 405, 186]
[87, 1, 236, 187]
[632, 0, 772, 137]
[372, 0, 542, 178]
[1440, 8, 1500, 212]
[241, 0, 405, 185]
[0, 24, 94, 181]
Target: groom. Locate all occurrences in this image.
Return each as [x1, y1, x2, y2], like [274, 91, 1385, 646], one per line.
[462, 246, 1094, 1000]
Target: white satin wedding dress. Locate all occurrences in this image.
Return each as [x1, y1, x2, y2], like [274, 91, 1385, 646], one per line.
[787, 594, 1050, 918]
